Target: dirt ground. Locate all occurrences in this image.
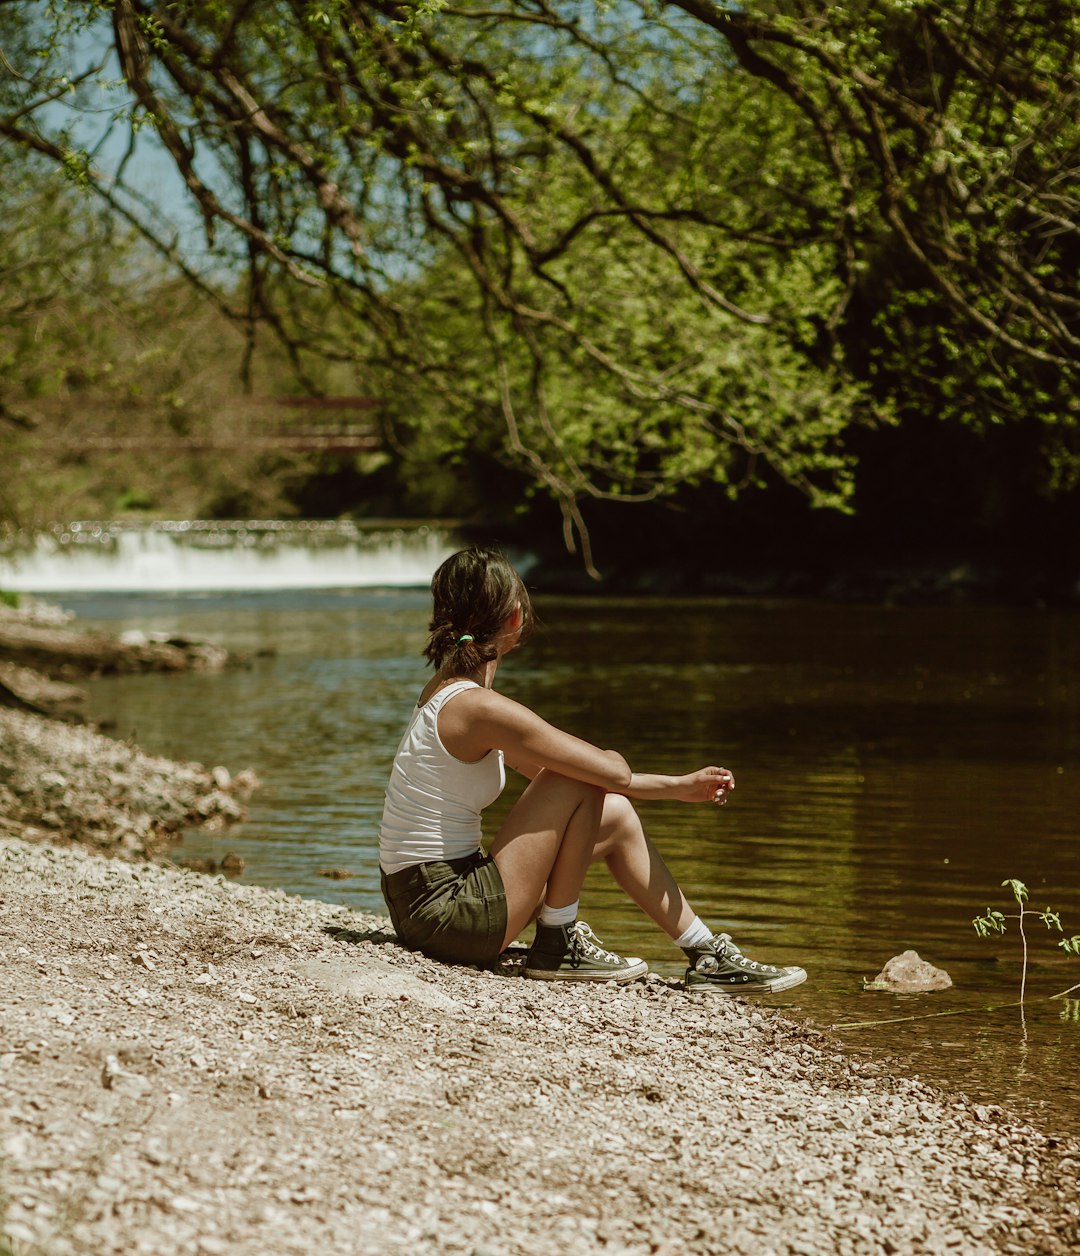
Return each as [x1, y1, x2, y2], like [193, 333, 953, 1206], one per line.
[2, 834, 1079, 1256]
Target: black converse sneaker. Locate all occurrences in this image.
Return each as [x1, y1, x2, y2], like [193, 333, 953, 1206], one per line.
[524, 921, 648, 983]
[683, 932, 806, 994]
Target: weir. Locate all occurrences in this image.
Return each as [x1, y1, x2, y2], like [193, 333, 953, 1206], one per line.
[0, 520, 460, 593]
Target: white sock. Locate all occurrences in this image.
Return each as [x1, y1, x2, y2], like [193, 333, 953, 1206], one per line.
[539, 900, 578, 928]
[673, 916, 713, 949]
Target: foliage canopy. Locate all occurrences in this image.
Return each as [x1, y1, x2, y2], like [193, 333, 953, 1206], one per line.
[2, 1, 1077, 564]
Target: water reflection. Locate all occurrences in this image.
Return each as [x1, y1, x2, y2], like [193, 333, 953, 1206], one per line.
[68, 589, 1080, 1138]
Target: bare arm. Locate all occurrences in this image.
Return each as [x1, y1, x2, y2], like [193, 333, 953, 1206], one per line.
[619, 767, 735, 805]
[441, 688, 633, 790]
[441, 689, 733, 804]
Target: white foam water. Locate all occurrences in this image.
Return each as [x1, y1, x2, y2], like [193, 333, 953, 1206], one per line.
[0, 520, 460, 592]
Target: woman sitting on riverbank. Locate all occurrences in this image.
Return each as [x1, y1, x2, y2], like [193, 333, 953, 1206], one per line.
[379, 546, 806, 993]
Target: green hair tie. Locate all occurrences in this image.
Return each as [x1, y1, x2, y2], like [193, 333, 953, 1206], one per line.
[456, 633, 474, 644]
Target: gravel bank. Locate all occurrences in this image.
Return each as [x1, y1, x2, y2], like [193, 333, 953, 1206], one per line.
[0, 708, 257, 858]
[0, 598, 255, 860]
[2, 838, 1078, 1256]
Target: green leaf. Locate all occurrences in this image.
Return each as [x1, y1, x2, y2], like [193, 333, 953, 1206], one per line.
[1002, 879, 1028, 905]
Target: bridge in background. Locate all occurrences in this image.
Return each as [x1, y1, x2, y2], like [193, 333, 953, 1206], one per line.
[24, 396, 384, 454]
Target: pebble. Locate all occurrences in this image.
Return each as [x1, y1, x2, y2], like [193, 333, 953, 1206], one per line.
[2, 834, 1078, 1256]
[100, 1055, 150, 1095]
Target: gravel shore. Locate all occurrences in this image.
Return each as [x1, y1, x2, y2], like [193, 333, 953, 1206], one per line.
[0, 596, 255, 861]
[2, 836, 1078, 1256]
[0, 707, 256, 858]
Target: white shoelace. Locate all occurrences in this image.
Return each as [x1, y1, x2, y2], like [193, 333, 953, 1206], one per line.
[709, 933, 779, 975]
[570, 921, 622, 965]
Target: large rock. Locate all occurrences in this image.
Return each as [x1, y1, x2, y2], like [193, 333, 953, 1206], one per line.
[866, 950, 953, 993]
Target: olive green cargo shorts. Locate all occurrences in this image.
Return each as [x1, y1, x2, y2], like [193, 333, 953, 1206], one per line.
[380, 851, 508, 966]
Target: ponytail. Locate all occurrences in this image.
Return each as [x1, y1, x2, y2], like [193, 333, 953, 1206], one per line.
[423, 547, 533, 670]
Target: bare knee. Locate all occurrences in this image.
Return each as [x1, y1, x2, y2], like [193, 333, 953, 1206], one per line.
[533, 768, 605, 815]
[596, 791, 643, 857]
[602, 791, 638, 835]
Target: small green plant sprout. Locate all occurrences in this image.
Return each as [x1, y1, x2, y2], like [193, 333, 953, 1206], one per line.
[973, 879, 1079, 1004]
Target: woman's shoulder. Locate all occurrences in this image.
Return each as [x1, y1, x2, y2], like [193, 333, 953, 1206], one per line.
[451, 685, 539, 730]
[421, 680, 538, 731]
[426, 681, 523, 717]
[418, 677, 478, 708]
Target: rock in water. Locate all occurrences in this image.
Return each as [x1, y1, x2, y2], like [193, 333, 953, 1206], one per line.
[866, 950, 952, 993]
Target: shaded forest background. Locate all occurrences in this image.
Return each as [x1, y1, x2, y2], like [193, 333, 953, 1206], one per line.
[1, 1, 1078, 599]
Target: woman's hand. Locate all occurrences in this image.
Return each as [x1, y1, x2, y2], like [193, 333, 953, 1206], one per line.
[623, 766, 735, 803]
[672, 766, 735, 805]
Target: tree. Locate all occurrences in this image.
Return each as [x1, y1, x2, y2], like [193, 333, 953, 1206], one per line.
[1, 2, 1076, 568]
[0, 152, 331, 525]
[671, 3, 1080, 438]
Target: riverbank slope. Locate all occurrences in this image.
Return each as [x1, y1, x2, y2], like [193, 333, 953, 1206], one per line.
[2, 836, 1078, 1256]
[0, 596, 256, 860]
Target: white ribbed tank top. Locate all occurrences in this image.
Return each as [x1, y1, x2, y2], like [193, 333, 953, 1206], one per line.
[379, 680, 506, 874]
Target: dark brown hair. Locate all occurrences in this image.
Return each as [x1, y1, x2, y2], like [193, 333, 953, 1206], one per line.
[424, 547, 534, 671]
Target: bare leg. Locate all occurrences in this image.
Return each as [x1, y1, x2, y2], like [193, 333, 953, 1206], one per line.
[593, 795, 809, 994]
[592, 793, 696, 939]
[490, 769, 605, 950]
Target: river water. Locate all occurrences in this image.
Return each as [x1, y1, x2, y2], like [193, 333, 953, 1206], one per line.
[61, 587, 1080, 1138]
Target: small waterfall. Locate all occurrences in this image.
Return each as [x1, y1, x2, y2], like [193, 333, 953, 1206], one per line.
[0, 520, 460, 592]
